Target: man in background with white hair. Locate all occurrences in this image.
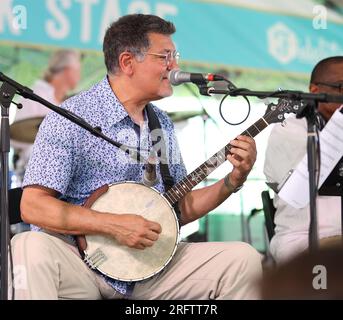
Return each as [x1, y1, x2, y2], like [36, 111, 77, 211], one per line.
[11, 49, 81, 182]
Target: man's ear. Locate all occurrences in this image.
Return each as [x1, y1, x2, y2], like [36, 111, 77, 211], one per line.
[309, 83, 319, 93]
[118, 52, 134, 76]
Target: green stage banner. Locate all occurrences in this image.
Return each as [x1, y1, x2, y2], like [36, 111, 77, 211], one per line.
[1, 0, 343, 73]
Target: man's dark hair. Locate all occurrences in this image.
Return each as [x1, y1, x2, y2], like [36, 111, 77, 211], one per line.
[103, 14, 176, 75]
[310, 56, 343, 84]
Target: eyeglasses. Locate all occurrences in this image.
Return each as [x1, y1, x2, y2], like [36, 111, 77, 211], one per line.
[314, 82, 343, 93]
[146, 50, 180, 66]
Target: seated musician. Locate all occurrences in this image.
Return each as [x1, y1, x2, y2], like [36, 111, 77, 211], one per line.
[10, 14, 262, 300]
[264, 56, 343, 264]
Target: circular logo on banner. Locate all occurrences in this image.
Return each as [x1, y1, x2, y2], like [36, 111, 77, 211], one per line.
[268, 22, 298, 64]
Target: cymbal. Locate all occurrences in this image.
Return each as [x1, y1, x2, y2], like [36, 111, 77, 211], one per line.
[167, 110, 204, 122]
[10, 117, 44, 144]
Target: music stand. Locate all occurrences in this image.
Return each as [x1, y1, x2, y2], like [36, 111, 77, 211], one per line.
[318, 157, 343, 240]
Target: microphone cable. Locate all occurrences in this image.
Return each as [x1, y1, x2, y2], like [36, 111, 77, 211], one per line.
[218, 78, 251, 126]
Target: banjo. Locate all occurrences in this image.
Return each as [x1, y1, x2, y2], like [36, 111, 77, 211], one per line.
[80, 98, 300, 282]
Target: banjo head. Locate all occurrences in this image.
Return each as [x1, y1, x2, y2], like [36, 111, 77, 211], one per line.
[84, 182, 180, 282]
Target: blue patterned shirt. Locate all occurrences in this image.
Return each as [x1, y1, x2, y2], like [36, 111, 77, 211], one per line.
[23, 76, 187, 296]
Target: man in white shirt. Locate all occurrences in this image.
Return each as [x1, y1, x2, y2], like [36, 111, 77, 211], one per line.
[11, 49, 81, 182]
[264, 56, 343, 264]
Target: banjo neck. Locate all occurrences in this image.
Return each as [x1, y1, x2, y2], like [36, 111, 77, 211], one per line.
[163, 117, 269, 206]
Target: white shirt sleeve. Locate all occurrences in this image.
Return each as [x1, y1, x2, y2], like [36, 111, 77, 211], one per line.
[263, 116, 341, 264]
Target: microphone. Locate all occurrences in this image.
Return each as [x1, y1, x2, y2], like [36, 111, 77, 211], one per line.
[168, 69, 224, 86]
[142, 150, 159, 187]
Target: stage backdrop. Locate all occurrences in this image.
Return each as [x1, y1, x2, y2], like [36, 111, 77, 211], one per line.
[1, 0, 343, 74]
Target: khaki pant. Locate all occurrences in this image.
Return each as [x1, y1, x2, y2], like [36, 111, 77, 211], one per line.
[9, 231, 262, 300]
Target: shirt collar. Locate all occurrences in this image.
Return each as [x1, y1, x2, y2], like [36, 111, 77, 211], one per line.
[95, 76, 149, 128]
[94, 76, 130, 127]
[317, 112, 327, 131]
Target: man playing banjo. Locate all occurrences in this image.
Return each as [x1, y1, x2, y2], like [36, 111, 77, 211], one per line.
[10, 14, 262, 300]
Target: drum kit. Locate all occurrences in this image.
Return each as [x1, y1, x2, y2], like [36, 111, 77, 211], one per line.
[10, 116, 44, 144]
[9, 117, 44, 187]
[167, 110, 204, 123]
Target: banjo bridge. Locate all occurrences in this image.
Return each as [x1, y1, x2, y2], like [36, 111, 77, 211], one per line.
[84, 248, 108, 269]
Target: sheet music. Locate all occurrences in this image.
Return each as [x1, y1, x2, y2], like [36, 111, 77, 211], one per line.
[279, 107, 343, 208]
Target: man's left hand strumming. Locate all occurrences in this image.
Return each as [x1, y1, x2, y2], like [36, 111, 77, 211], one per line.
[226, 135, 257, 190]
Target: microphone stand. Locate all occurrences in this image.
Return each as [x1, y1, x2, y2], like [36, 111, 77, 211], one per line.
[198, 83, 343, 253]
[0, 81, 16, 300]
[296, 99, 319, 252]
[0, 72, 146, 300]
